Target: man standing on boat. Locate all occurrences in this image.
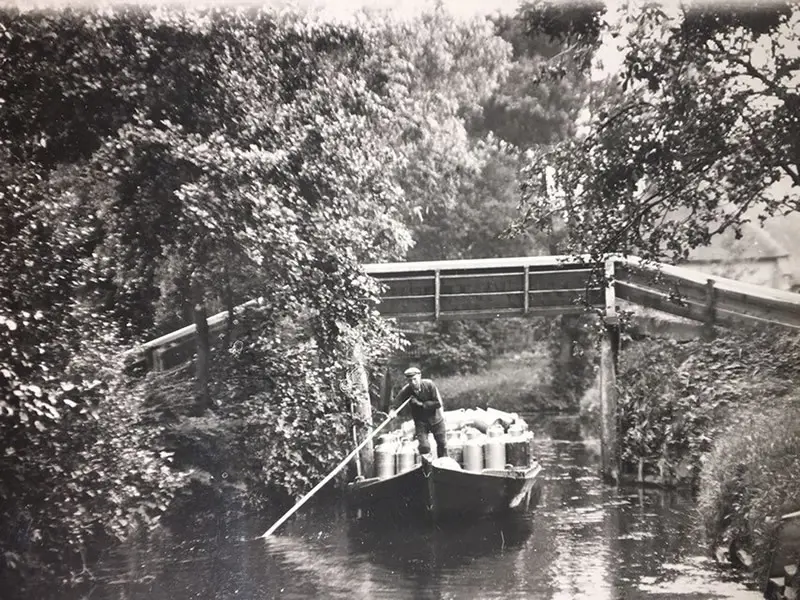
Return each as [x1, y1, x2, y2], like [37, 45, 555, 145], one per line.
[391, 367, 447, 460]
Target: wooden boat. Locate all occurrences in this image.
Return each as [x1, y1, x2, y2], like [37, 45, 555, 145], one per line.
[764, 510, 800, 599]
[346, 408, 542, 521]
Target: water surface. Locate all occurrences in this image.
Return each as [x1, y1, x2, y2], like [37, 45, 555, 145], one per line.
[76, 415, 762, 599]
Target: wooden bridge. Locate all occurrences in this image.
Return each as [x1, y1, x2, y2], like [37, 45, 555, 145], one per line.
[132, 254, 800, 369]
[365, 254, 800, 326]
[128, 254, 800, 480]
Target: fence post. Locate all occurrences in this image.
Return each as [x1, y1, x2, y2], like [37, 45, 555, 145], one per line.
[523, 265, 530, 315]
[704, 278, 717, 341]
[434, 269, 441, 321]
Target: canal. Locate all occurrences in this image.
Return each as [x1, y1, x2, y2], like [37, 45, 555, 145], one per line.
[72, 415, 762, 599]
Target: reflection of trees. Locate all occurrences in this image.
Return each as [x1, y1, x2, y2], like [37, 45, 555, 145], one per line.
[608, 488, 705, 593]
[71, 415, 734, 599]
[535, 413, 712, 597]
[538, 432, 616, 599]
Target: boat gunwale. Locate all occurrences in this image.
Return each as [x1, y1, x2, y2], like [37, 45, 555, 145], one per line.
[347, 461, 542, 492]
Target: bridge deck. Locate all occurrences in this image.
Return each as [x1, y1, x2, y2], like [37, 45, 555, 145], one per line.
[128, 255, 800, 372]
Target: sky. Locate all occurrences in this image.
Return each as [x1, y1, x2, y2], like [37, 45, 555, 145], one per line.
[7, 0, 521, 16]
[2, 0, 631, 75]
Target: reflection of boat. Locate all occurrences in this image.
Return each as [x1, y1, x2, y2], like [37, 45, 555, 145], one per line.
[347, 511, 536, 573]
[347, 408, 542, 521]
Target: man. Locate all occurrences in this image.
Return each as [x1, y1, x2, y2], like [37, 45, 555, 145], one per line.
[392, 366, 447, 459]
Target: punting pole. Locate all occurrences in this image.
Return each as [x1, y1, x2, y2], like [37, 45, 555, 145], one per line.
[261, 397, 411, 538]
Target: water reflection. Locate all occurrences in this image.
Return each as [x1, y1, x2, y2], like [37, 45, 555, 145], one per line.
[61, 414, 762, 600]
[347, 513, 534, 572]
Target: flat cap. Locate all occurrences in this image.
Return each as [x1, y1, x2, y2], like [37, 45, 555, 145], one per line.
[403, 367, 421, 378]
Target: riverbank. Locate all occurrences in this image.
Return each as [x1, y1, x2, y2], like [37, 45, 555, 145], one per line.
[59, 414, 764, 600]
[604, 326, 800, 591]
[434, 350, 573, 413]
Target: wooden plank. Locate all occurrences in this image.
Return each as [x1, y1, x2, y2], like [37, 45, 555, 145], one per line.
[715, 306, 800, 330]
[527, 268, 598, 292]
[381, 288, 605, 317]
[124, 298, 259, 355]
[713, 286, 800, 328]
[379, 275, 436, 298]
[364, 254, 597, 275]
[386, 306, 591, 321]
[617, 263, 709, 306]
[616, 280, 709, 322]
[377, 296, 434, 316]
[528, 287, 604, 308]
[440, 292, 524, 313]
[439, 272, 525, 295]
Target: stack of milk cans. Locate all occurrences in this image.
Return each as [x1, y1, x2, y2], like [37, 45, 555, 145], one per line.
[373, 407, 535, 480]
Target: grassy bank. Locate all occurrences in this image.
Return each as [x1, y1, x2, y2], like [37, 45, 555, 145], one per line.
[435, 351, 572, 413]
[697, 392, 800, 583]
[611, 326, 800, 585]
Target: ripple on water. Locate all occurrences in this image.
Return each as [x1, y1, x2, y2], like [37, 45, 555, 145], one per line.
[62, 415, 765, 600]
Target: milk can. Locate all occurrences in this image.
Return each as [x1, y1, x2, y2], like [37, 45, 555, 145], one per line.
[463, 428, 484, 472]
[484, 422, 507, 470]
[506, 423, 532, 467]
[374, 436, 396, 479]
[396, 439, 416, 473]
[446, 429, 465, 467]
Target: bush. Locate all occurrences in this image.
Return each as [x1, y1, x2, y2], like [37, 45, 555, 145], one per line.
[616, 326, 800, 482]
[434, 350, 562, 412]
[403, 318, 546, 377]
[696, 393, 800, 581]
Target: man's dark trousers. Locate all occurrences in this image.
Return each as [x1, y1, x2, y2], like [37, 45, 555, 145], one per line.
[415, 418, 447, 458]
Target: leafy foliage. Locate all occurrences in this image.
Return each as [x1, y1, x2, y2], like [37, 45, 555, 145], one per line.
[1, 331, 185, 595]
[697, 393, 800, 581]
[0, 6, 413, 593]
[515, 3, 800, 262]
[617, 326, 800, 481]
[397, 3, 601, 388]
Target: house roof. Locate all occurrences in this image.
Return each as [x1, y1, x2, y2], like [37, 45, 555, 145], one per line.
[688, 208, 800, 263]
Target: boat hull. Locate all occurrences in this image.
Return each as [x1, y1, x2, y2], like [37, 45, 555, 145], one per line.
[347, 460, 542, 521]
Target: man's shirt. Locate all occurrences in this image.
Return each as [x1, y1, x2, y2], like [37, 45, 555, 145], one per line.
[394, 379, 444, 425]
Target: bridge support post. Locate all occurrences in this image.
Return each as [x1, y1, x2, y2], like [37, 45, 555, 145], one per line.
[599, 324, 620, 482]
[600, 259, 621, 482]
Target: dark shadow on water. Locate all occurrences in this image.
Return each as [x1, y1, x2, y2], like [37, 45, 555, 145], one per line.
[345, 511, 536, 573]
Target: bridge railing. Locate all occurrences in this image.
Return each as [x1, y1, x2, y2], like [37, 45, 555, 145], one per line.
[617, 257, 800, 329]
[365, 255, 603, 321]
[125, 254, 800, 372]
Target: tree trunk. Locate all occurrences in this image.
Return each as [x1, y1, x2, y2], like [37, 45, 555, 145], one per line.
[351, 341, 374, 478]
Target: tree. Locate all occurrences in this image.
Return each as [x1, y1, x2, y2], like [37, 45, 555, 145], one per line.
[478, 0, 604, 149]
[515, 3, 800, 262]
[368, 5, 513, 233]
[0, 7, 413, 592]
